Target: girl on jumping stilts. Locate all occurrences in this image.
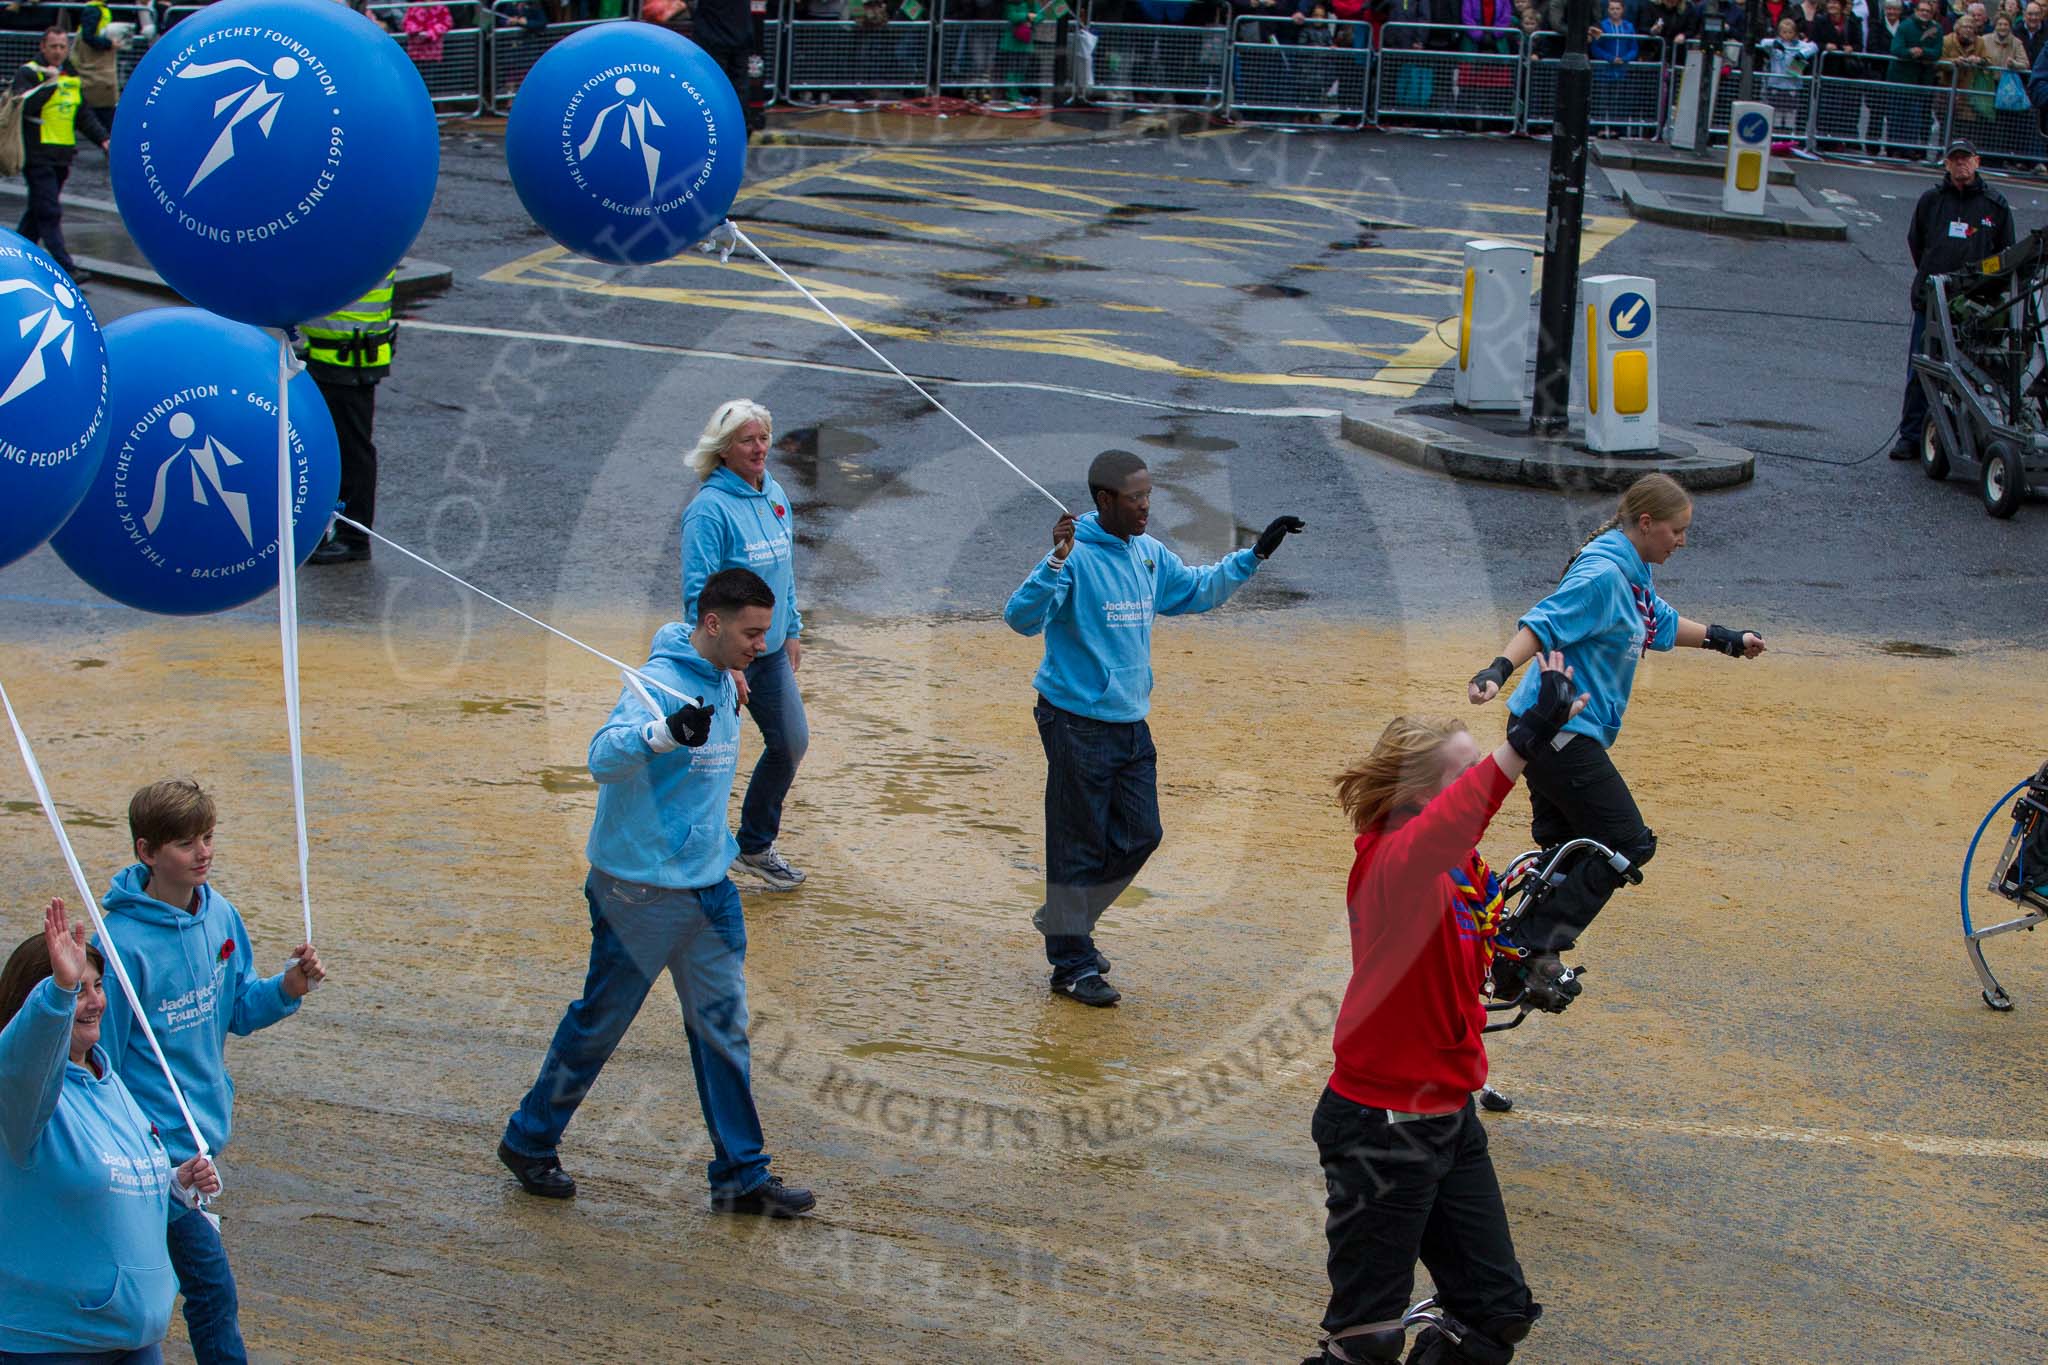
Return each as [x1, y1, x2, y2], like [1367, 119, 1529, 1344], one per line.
[1466, 473, 1766, 1010]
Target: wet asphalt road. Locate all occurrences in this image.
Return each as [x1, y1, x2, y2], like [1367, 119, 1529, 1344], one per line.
[7, 130, 2047, 645]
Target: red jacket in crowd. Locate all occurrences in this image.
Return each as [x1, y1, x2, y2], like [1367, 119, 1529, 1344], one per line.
[1328, 756, 1514, 1116]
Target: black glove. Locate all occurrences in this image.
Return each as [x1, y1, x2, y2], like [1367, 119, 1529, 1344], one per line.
[1505, 667, 1576, 760]
[665, 702, 715, 748]
[1703, 623, 1756, 658]
[1253, 515, 1305, 560]
[1470, 655, 1515, 695]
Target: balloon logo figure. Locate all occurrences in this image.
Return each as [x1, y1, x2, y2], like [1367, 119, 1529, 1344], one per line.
[579, 76, 666, 201]
[504, 23, 746, 266]
[0, 275, 83, 407]
[141, 411, 254, 547]
[50, 309, 339, 616]
[0, 228, 111, 572]
[182, 55, 300, 194]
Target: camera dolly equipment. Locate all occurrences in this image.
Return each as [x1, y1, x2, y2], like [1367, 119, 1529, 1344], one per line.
[1912, 228, 2048, 518]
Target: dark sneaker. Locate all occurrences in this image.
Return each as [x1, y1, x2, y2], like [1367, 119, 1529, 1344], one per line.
[1519, 953, 1585, 1013]
[1052, 972, 1121, 1007]
[498, 1140, 576, 1199]
[711, 1175, 816, 1218]
[307, 537, 370, 565]
[1888, 440, 1917, 461]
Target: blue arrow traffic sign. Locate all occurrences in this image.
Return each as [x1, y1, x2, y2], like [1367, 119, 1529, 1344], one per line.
[1608, 291, 1651, 339]
[1736, 111, 1770, 144]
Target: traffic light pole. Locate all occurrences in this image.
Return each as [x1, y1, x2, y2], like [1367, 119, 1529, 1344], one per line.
[1530, 0, 1597, 436]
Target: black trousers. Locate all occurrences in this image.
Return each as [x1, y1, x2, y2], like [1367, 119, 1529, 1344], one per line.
[699, 41, 764, 135]
[1516, 734, 1653, 954]
[1899, 309, 1928, 449]
[17, 159, 75, 274]
[316, 378, 378, 545]
[1312, 1088, 1534, 1346]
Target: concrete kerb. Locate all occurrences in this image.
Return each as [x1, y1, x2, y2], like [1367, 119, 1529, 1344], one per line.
[1589, 139, 1798, 186]
[1340, 402, 1756, 492]
[1599, 165, 1850, 240]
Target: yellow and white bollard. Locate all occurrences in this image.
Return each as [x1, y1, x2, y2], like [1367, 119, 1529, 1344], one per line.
[1582, 274, 1659, 454]
[1452, 239, 1534, 412]
[1722, 100, 1773, 216]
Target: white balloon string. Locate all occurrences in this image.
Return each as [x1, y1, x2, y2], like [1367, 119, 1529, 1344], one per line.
[0, 677, 214, 1162]
[727, 225, 1072, 516]
[275, 337, 314, 951]
[331, 515, 701, 707]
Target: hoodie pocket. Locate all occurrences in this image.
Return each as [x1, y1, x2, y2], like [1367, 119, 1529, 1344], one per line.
[1096, 663, 1151, 715]
[79, 1261, 174, 1339]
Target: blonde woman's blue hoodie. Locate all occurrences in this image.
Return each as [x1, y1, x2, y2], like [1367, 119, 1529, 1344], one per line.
[95, 868, 299, 1164]
[681, 466, 802, 654]
[0, 976, 178, 1354]
[586, 623, 745, 889]
[1507, 529, 1679, 748]
[1002, 511, 1259, 722]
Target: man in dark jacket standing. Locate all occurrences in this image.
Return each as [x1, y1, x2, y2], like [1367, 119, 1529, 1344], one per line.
[690, 0, 764, 139]
[10, 28, 108, 282]
[1892, 138, 2015, 459]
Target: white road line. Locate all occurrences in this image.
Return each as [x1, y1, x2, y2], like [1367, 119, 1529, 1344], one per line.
[1504, 1106, 2048, 1161]
[401, 319, 1345, 419]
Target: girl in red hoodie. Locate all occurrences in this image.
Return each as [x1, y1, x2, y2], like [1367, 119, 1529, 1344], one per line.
[1304, 654, 1584, 1365]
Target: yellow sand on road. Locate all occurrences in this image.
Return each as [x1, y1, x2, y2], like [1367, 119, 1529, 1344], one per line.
[2, 612, 2043, 1361]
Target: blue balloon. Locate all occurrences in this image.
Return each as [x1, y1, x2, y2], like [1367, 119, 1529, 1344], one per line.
[51, 309, 340, 616]
[108, 0, 439, 327]
[0, 230, 110, 571]
[504, 24, 746, 266]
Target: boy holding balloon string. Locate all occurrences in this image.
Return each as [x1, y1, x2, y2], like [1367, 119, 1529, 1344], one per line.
[95, 779, 327, 1365]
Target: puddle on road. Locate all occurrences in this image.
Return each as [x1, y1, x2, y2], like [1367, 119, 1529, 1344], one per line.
[536, 765, 598, 794]
[457, 698, 544, 716]
[1107, 202, 1199, 218]
[1734, 418, 1823, 433]
[1141, 433, 1238, 453]
[73, 658, 107, 670]
[1330, 235, 1386, 251]
[1236, 283, 1310, 300]
[778, 424, 881, 460]
[1876, 640, 1959, 658]
[3, 800, 115, 828]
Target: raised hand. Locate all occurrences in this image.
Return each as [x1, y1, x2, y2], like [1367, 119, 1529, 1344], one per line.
[1505, 652, 1591, 759]
[1253, 515, 1305, 560]
[1052, 512, 1076, 559]
[44, 898, 87, 992]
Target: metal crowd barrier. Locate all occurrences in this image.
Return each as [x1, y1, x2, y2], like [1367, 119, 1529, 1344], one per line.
[384, 0, 486, 119]
[937, 17, 1058, 100]
[490, 14, 604, 112]
[1807, 51, 1947, 159]
[785, 18, 931, 98]
[1080, 19, 1228, 108]
[1373, 23, 1522, 130]
[1525, 31, 1665, 136]
[1223, 16, 1371, 126]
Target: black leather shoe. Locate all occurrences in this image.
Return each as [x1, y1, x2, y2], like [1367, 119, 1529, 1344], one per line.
[1094, 949, 1112, 976]
[1052, 972, 1121, 1007]
[498, 1140, 576, 1199]
[307, 537, 370, 565]
[710, 1175, 816, 1218]
[1888, 443, 1916, 461]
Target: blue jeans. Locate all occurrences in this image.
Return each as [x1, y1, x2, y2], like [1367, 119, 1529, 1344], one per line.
[737, 646, 809, 857]
[1900, 309, 1929, 447]
[1030, 698, 1163, 984]
[165, 1205, 244, 1365]
[504, 870, 771, 1196]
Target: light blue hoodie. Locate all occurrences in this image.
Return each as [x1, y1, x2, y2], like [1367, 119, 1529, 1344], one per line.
[0, 976, 178, 1355]
[96, 868, 300, 1164]
[1002, 511, 1259, 722]
[1507, 529, 1679, 748]
[681, 466, 802, 655]
[587, 623, 746, 889]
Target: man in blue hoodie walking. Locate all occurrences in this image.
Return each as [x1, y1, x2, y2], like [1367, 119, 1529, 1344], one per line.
[1004, 450, 1303, 1007]
[498, 567, 816, 1218]
[98, 778, 326, 1365]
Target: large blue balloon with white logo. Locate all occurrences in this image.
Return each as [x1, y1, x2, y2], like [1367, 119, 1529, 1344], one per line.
[108, 0, 438, 327]
[50, 310, 340, 615]
[504, 24, 745, 266]
[0, 230, 110, 571]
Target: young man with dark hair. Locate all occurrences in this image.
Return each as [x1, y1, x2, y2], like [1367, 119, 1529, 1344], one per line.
[498, 567, 816, 1217]
[1003, 450, 1304, 1007]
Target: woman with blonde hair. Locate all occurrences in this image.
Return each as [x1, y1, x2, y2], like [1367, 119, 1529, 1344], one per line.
[1466, 473, 1765, 1009]
[1305, 656, 1585, 1365]
[680, 399, 810, 892]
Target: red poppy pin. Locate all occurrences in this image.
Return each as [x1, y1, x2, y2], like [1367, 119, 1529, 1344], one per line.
[773, 503, 786, 518]
[218, 938, 234, 962]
